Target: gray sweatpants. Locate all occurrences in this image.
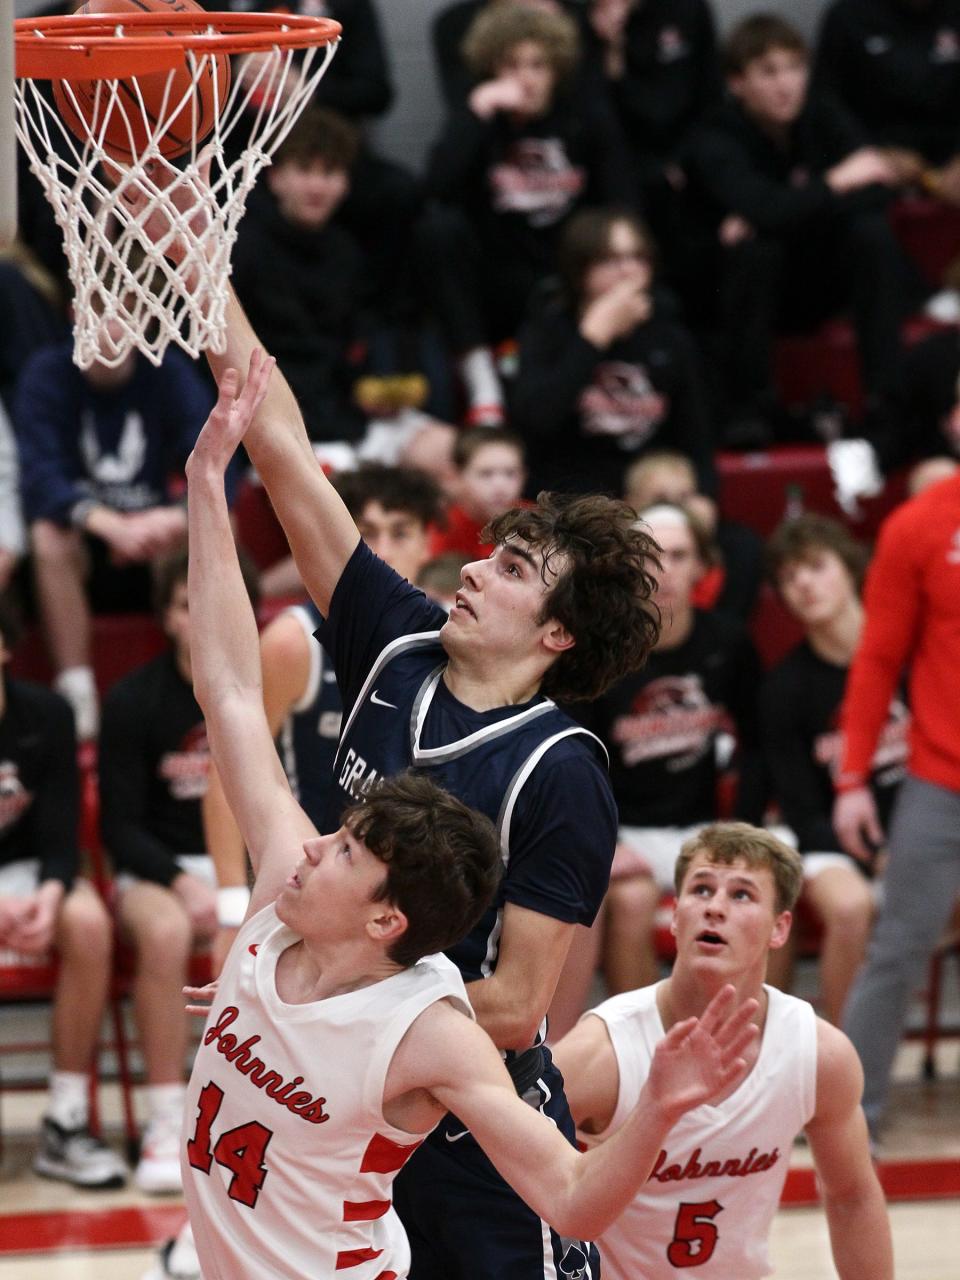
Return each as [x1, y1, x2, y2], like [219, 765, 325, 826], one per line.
[843, 774, 960, 1132]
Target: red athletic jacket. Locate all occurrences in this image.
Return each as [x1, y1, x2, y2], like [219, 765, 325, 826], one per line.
[838, 473, 960, 793]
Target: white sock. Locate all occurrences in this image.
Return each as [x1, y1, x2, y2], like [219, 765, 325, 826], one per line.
[47, 1070, 89, 1130]
[458, 346, 503, 410]
[147, 1082, 187, 1123]
[54, 666, 99, 740]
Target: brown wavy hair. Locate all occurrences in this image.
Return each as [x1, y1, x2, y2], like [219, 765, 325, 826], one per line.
[485, 492, 661, 702]
[462, 4, 580, 84]
[345, 771, 502, 968]
[765, 514, 868, 594]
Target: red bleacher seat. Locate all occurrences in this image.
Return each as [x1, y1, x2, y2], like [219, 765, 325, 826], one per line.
[717, 445, 907, 540]
[890, 196, 960, 286]
[233, 476, 289, 570]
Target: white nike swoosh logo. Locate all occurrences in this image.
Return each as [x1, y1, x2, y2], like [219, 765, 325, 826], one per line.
[370, 690, 398, 709]
[444, 1126, 470, 1143]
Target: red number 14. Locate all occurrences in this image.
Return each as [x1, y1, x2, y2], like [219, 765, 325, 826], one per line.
[186, 1080, 273, 1208]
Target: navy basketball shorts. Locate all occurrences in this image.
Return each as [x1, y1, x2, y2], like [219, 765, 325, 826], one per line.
[393, 1048, 600, 1279]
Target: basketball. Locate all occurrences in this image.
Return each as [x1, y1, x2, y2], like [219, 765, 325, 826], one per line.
[52, 0, 231, 164]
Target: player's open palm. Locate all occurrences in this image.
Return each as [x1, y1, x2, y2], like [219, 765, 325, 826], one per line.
[188, 348, 276, 476]
[647, 985, 759, 1123]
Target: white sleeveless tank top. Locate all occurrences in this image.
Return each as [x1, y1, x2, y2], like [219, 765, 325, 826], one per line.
[589, 983, 817, 1280]
[182, 904, 472, 1280]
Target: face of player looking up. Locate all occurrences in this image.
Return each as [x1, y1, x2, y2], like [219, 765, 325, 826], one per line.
[442, 537, 570, 675]
[671, 853, 791, 983]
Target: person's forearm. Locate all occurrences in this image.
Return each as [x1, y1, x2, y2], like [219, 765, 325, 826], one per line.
[206, 290, 311, 479]
[187, 461, 262, 712]
[825, 1189, 894, 1280]
[465, 974, 546, 1051]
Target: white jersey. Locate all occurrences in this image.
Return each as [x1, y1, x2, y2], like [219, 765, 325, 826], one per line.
[182, 904, 472, 1280]
[589, 983, 817, 1280]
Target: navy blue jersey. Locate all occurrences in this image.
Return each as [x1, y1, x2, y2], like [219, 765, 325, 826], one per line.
[317, 543, 616, 991]
[276, 603, 343, 830]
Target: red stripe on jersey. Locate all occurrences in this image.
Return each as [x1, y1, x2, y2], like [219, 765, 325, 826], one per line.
[335, 1246, 384, 1269]
[359, 1133, 423, 1173]
[343, 1199, 391, 1222]
[374, 1273, 398, 1280]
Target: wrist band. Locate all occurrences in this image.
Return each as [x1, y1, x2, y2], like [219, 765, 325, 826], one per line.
[216, 886, 250, 928]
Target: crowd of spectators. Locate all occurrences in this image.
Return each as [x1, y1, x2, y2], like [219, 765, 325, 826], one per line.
[2, 0, 960, 1193]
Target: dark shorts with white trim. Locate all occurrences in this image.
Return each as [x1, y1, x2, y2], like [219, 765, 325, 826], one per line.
[393, 1047, 600, 1279]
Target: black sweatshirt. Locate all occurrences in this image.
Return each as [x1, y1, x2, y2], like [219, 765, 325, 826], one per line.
[760, 640, 908, 852]
[99, 652, 210, 886]
[231, 184, 371, 445]
[0, 678, 78, 890]
[426, 92, 638, 269]
[814, 0, 960, 164]
[685, 91, 883, 233]
[577, 0, 722, 175]
[512, 304, 716, 496]
[584, 611, 765, 828]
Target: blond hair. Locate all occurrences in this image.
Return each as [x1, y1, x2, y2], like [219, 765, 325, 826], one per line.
[675, 822, 803, 914]
[462, 4, 580, 83]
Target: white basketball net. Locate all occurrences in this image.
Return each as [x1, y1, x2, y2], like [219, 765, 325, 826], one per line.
[14, 27, 339, 368]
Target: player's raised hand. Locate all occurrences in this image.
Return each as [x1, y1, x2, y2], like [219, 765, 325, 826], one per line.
[645, 985, 759, 1124]
[187, 348, 276, 477]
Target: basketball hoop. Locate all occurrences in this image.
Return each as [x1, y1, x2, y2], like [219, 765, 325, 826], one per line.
[14, 12, 341, 368]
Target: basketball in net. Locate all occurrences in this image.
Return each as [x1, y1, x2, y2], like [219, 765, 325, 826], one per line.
[52, 0, 230, 164]
[15, 10, 341, 368]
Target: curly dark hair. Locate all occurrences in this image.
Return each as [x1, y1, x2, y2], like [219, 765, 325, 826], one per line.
[344, 771, 502, 968]
[485, 492, 661, 703]
[273, 106, 361, 174]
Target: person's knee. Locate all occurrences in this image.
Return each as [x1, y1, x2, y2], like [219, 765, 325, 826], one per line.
[31, 519, 81, 567]
[607, 873, 660, 928]
[59, 886, 112, 965]
[819, 882, 874, 935]
[127, 894, 192, 969]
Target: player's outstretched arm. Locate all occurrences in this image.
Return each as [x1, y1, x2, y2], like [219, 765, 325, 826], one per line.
[187, 351, 318, 914]
[804, 1020, 894, 1280]
[400, 985, 758, 1240]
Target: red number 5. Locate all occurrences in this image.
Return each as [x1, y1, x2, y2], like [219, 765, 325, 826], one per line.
[666, 1200, 723, 1268]
[187, 1080, 273, 1208]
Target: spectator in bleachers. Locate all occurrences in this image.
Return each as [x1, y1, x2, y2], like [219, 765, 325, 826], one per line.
[762, 516, 907, 1024]
[13, 323, 214, 741]
[624, 450, 764, 624]
[685, 14, 908, 448]
[429, 425, 528, 558]
[208, 0, 421, 312]
[575, 502, 764, 1000]
[432, 0, 578, 109]
[422, 4, 637, 425]
[576, 0, 722, 301]
[512, 207, 715, 495]
[0, 598, 124, 1189]
[231, 108, 373, 450]
[833, 469, 960, 1140]
[814, 0, 960, 201]
[98, 551, 258, 1195]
